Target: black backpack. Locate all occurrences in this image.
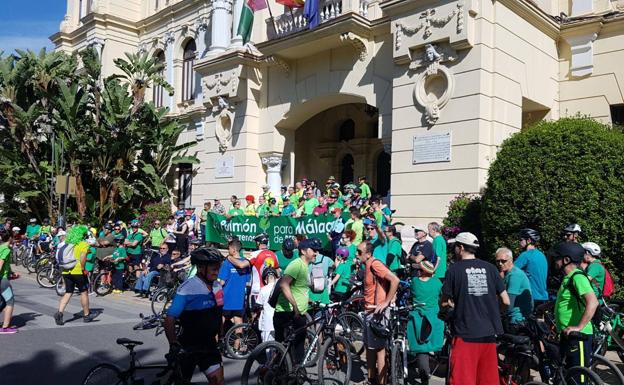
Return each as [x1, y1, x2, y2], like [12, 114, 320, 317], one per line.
[268, 277, 284, 308]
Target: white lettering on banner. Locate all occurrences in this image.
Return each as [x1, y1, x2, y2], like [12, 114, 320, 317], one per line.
[465, 267, 488, 296]
[219, 219, 257, 234]
[295, 219, 334, 235]
[413, 131, 452, 164]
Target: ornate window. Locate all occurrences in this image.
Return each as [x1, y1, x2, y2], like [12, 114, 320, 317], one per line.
[153, 50, 165, 108]
[338, 119, 355, 142]
[182, 40, 197, 102]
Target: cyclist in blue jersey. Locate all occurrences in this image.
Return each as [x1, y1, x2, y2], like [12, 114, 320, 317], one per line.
[515, 228, 549, 305]
[164, 247, 225, 385]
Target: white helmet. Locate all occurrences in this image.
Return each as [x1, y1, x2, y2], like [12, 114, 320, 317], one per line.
[564, 223, 582, 233]
[11, 226, 20, 232]
[582, 242, 601, 257]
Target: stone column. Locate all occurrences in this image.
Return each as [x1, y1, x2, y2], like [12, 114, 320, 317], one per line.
[260, 152, 285, 197]
[89, 38, 105, 58]
[164, 31, 176, 110]
[194, 18, 209, 108]
[230, 0, 244, 47]
[210, 0, 233, 53]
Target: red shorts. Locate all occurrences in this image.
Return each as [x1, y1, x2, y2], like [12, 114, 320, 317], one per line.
[449, 337, 499, 385]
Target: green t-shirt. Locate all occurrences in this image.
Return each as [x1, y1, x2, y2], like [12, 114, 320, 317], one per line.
[328, 201, 344, 211]
[372, 236, 388, 265]
[503, 266, 533, 324]
[84, 246, 97, 272]
[303, 198, 319, 216]
[41, 225, 52, 236]
[150, 227, 168, 248]
[276, 257, 309, 314]
[373, 211, 383, 227]
[112, 246, 127, 270]
[387, 238, 403, 272]
[289, 193, 299, 205]
[586, 260, 606, 298]
[555, 269, 594, 335]
[200, 209, 209, 222]
[257, 204, 269, 218]
[432, 235, 447, 279]
[359, 183, 371, 199]
[347, 244, 357, 265]
[26, 224, 42, 239]
[276, 249, 299, 271]
[269, 206, 279, 216]
[0, 244, 11, 279]
[410, 276, 442, 310]
[334, 262, 351, 294]
[228, 208, 244, 217]
[347, 219, 364, 245]
[126, 231, 144, 255]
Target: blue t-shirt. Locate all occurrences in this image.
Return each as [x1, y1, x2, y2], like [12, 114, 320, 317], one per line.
[218, 258, 251, 311]
[515, 248, 549, 301]
[504, 266, 534, 324]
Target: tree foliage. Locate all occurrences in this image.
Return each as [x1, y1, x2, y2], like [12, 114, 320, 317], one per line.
[481, 117, 624, 274]
[0, 48, 197, 223]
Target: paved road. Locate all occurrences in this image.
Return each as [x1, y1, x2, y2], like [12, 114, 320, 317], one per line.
[0, 268, 448, 384]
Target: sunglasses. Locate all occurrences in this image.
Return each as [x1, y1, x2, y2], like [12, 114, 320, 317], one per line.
[356, 249, 363, 255]
[366, 227, 376, 231]
[495, 259, 509, 264]
[159, 247, 168, 250]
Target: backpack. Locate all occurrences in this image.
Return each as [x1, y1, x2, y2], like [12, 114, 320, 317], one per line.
[56, 243, 77, 271]
[567, 270, 593, 308]
[268, 277, 284, 308]
[590, 261, 615, 298]
[309, 258, 327, 294]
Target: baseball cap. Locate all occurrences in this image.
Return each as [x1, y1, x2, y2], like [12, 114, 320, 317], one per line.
[262, 184, 270, 189]
[420, 260, 436, 275]
[363, 218, 376, 227]
[551, 241, 585, 263]
[412, 224, 427, 233]
[448, 232, 480, 248]
[299, 238, 315, 251]
[57, 230, 67, 237]
[29, 218, 37, 223]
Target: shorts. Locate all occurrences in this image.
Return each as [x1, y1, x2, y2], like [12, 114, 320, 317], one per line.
[1, 278, 14, 307]
[63, 274, 88, 294]
[179, 350, 222, 381]
[222, 309, 244, 319]
[363, 312, 389, 350]
[128, 253, 142, 267]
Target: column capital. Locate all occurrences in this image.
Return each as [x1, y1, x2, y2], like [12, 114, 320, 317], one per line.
[260, 152, 286, 172]
[163, 30, 176, 47]
[212, 0, 233, 12]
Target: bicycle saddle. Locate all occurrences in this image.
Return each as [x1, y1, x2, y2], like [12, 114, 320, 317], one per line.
[499, 334, 530, 346]
[116, 338, 144, 348]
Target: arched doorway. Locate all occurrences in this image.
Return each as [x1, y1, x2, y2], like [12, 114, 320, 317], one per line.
[376, 151, 391, 197]
[340, 154, 354, 186]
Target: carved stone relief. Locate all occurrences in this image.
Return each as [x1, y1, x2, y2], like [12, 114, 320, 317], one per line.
[395, 2, 464, 51]
[213, 96, 235, 153]
[203, 68, 241, 101]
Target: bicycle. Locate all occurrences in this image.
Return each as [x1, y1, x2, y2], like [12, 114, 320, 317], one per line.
[223, 305, 262, 359]
[36, 258, 62, 289]
[241, 301, 352, 385]
[81, 338, 202, 385]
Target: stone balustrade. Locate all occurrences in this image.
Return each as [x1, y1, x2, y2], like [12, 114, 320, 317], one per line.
[266, 0, 369, 39]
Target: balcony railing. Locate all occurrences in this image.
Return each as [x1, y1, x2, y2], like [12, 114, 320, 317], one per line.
[266, 0, 370, 40]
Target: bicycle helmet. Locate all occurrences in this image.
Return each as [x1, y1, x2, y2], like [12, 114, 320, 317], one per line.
[283, 238, 295, 252]
[563, 223, 582, 233]
[518, 228, 541, 243]
[335, 247, 349, 259]
[369, 317, 391, 339]
[29, 218, 37, 223]
[130, 219, 140, 227]
[11, 226, 20, 233]
[551, 241, 584, 263]
[582, 242, 601, 257]
[190, 247, 223, 265]
[262, 267, 278, 284]
[114, 234, 125, 242]
[309, 237, 322, 251]
[254, 233, 269, 245]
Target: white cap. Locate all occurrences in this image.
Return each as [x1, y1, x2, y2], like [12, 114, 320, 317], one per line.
[448, 232, 480, 247]
[412, 224, 428, 233]
[57, 230, 67, 236]
[12, 226, 20, 232]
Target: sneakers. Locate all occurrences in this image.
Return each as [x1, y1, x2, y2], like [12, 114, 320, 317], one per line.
[112, 289, 123, 294]
[54, 311, 64, 326]
[83, 313, 94, 323]
[0, 327, 18, 334]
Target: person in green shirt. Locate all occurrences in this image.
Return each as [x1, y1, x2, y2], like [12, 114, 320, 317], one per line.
[288, 186, 299, 208]
[344, 207, 364, 245]
[331, 247, 352, 302]
[275, 238, 316, 365]
[358, 176, 371, 200]
[552, 241, 598, 373]
[581, 242, 606, 298]
[0, 230, 18, 333]
[341, 229, 358, 266]
[111, 235, 128, 294]
[268, 198, 280, 216]
[364, 219, 388, 265]
[384, 225, 403, 272]
[227, 200, 244, 217]
[281, 197, 296, 217]
[495, 248, 533, 329]
[25, 218, 41, 240]
[276, 238, 298, 270]
[308, 249, 333, 305]
[149, 220, 169, 249]
[256, 196, 269, 218]
[125, 220, 145, 279]
[428, 222, 447, 280]
[371, 198, 384, 227]
[302, 190, 319, 216]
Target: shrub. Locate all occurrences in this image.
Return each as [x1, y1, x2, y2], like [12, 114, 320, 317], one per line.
[443, 193, 483, 255]
[481, 117, 624, 278]
[141, 202, 172, 228]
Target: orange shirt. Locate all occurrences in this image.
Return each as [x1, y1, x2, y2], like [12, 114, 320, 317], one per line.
[363, 257, 391, 308]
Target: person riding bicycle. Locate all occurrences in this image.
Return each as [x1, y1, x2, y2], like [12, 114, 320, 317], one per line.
[164, 247, 225, 385]
[25, 218, 41, 241]
[516, 228, 549, 306]
[563, 223, 582, 243]
[551, 241, 598, 372]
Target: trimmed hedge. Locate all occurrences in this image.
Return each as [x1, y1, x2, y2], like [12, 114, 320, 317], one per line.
[481, 117, 624, 277]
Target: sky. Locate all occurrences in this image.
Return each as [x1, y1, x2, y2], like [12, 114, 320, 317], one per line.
[0, 1, 66, 54]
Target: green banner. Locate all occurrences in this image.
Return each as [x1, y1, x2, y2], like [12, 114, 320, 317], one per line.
[205, 213, 347, 250]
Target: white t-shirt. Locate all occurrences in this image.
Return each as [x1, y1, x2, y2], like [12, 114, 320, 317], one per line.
[256, 281, 276, 332]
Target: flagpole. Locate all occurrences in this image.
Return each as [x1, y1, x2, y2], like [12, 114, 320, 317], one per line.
[265, 0, 279, 37]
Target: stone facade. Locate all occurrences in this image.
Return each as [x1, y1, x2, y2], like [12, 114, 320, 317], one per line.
[51, 0, 624, 223]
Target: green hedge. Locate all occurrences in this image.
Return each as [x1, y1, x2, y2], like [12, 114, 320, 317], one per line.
[480, 117, 624, 277]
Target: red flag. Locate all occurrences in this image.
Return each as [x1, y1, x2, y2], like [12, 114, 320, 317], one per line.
[276, 0, 305, 8]
[248, 0, 268, 11]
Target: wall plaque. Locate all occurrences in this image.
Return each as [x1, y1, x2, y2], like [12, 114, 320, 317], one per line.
[215, 155, 234, 178]
[412, 132, 451, 164]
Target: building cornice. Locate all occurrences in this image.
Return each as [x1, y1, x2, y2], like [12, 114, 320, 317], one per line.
[138, 0, 212, 33]
[50, 13, 139, 46]
[496, 0, 560, 40]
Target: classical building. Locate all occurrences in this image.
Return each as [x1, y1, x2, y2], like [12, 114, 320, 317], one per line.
[51, 0, 624, 223]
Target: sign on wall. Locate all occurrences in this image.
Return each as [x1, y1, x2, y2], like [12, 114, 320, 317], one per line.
[215, 155, 234, 178]
[412, 131, 452, 164]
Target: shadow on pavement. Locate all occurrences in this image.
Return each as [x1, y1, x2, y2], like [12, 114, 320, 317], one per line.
[12, 312, 42, 328]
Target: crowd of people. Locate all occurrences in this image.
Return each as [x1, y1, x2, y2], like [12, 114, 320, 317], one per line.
[0, 200, 613, 385]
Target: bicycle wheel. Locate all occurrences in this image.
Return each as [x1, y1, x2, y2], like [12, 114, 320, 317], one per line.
[55, 277, 66, 296]
[564, 366, 604, 385]
[151, 287, 172, 317]
[337, 311, 365, 356]
[36, 266, 55, 288]
[318, 335, 352, 385]
[304, 329, 321, 367]
[26, 254, 39, 273]
[240, 341, 292, 385]
[225, 323, 260, 359]
[591, 354, 624, 385]
[94, 272, 113, 296]
[82, 363, 127, 385]
[390, 342, 406, 385]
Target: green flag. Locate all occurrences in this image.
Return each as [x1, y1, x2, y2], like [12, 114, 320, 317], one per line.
[237, 0, 267, 44]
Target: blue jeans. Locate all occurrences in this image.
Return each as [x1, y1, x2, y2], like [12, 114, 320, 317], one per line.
[134, 271, 159, 292]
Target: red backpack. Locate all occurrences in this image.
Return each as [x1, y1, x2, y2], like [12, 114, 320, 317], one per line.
[601, 263, 615, 298]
